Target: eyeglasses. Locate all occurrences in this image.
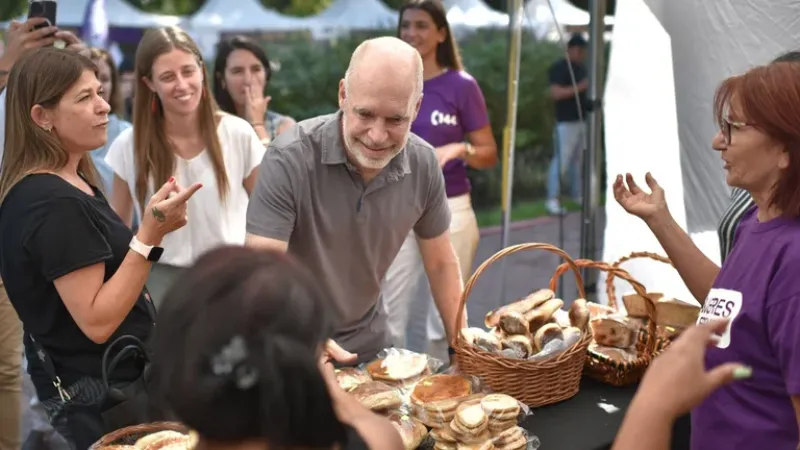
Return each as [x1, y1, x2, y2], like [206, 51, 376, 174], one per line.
[721, 117, 749, 145]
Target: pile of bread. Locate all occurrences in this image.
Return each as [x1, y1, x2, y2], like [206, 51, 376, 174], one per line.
[336, 353, 531, 450]
[98, 429, 198, 449]
[414, 374, 529, 450]
[458, 289, 589, 361]
[587, 292, 701, 364]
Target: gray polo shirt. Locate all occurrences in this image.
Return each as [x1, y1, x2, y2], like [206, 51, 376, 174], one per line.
[246, 111, 451, 358]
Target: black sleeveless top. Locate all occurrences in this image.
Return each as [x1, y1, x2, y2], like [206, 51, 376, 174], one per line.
[344, 425, 369, 450]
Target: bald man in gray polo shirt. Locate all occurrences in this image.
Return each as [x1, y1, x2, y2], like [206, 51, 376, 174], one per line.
[245, 37, 465, 364]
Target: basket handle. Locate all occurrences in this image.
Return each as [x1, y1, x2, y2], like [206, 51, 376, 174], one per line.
[606, 251, 673, 309]
[549, 259, 658, 357]
[452, 243, 585, 349]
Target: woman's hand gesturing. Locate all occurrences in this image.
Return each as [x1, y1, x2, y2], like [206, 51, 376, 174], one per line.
[613, 172, 668, 222]
[137, 177, 202, 245]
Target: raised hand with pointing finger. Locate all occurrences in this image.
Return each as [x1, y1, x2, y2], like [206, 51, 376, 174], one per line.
[136, 177, 203, 245]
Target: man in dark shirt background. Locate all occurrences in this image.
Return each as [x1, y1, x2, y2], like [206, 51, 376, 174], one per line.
[546, 33, 588, 215]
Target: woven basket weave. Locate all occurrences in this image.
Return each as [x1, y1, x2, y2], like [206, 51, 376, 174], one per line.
[549, 259, 659, 386]
[90, 422, 190, 449]
[452, 243, 591, 408]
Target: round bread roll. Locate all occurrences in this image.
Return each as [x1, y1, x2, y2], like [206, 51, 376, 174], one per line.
[533, 323, 563, 351]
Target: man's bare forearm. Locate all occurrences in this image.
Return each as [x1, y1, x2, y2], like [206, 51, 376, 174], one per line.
[426, 262, 466, 342]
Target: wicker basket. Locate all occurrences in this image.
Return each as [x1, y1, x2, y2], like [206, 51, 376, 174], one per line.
[452, 243, 592, 408]
[549, 259, 658, 386]
[607, 251, 676, 352]
[89, 422, 190, 449]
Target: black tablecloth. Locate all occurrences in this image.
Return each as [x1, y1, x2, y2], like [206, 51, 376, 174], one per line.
[521, 379, 692, 450]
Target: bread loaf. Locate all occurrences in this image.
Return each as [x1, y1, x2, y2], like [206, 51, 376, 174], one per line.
[501, 335, 533, 357]
[388, 413, 428, 450]
[590, 316, 636, 349]
[568, 299, 590, 331]
[656, 298, 700, 329]
[498, 312, 529, 335]
[621, 292, 661, 318]
[586, 302, 616, 318]
[533, 323, 563, 351]
[484, 289, 554, 328]
[525, 299, 564, 332]
[588, 343, 639, 364]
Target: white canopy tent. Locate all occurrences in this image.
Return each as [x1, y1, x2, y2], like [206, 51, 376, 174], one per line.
[599, 0, 800, 307]
[189, 0, 318, 32]
[29, 0, 181, 28]
[524, 0, 614, 39]
[311, 0, 397, 37]
[443, 0, 509, 29]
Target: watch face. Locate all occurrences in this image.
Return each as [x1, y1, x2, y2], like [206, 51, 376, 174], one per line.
[149, 246, 164, 262]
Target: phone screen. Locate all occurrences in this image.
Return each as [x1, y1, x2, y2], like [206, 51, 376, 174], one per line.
[28, 0, 58, 30]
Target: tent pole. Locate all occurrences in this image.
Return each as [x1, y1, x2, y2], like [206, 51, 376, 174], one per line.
[498, 0, 524, 306]
[579, 0, 607, 301]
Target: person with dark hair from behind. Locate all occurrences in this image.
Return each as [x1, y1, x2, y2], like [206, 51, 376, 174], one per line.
[213, 35, 296, 147]
[149, 246, 404, 450]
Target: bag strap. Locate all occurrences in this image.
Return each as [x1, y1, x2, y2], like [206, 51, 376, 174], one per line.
[28, 335, 71, 403]
[28, 289, 155, 404]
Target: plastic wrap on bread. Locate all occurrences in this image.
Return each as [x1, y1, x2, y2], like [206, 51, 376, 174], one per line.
[335, 366, 371, 392]
[366, 348, 444, 391]
[350, 380, 404, 411]
[420, 391, 539, 450]
[388, 411, 430, 450]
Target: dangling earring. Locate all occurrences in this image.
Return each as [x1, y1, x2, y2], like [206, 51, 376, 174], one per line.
[151, 97, 158, 114]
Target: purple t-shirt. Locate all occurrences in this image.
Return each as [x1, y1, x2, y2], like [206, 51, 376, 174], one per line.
[692, 207, 800, 449]
[411, 70, 490, 198]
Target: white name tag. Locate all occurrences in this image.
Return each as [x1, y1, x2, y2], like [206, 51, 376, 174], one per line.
[697, 288, 743, 349]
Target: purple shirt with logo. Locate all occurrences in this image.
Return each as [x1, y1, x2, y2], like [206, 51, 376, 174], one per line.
[692, 206, 800, 449]
[411, 70, 490, 198]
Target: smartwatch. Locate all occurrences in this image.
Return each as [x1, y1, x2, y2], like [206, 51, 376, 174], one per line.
[129, 236, 164, 262]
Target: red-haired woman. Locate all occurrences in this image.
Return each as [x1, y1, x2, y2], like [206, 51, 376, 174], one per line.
[616, 61, 800, 448]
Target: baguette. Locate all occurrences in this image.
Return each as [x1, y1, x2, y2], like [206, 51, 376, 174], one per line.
[484, 289, 554, 328]
[525, 299, 564, 332]
[568, 299, 590, 331]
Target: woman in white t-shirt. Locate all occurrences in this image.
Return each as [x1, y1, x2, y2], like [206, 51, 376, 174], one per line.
[106, 26, 266, 307]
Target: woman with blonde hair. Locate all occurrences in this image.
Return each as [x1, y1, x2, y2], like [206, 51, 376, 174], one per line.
[107, 26, 266, 307]
[0, 47, 198, 449]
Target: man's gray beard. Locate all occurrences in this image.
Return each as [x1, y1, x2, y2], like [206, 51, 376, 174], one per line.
[342, 114, 407, 170]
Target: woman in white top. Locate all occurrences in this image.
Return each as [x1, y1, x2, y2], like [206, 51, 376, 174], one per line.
[106, 26, 266, 307]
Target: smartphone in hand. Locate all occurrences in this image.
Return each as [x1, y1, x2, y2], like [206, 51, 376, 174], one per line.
[28, 0, 58, 31]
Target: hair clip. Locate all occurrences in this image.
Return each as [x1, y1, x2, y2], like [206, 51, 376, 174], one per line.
[211, 335, 258, 390]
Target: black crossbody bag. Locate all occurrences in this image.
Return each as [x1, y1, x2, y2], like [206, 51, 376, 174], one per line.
[29, 292, 158, 448]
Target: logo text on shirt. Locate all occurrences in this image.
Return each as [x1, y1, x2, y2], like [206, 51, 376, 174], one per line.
[431, 110, 458, 127]
[697, 288, 743, 349]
